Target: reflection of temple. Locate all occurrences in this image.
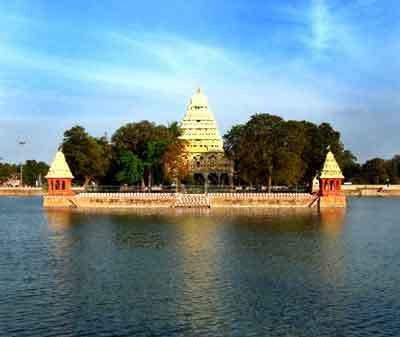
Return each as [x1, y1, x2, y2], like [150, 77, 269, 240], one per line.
[46, 209, 74, 231]
[319, 208, 346, 237]
[180, 89, 233, 185]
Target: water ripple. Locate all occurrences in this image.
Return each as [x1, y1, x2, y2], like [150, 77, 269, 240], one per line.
[1, 197, 400, 336]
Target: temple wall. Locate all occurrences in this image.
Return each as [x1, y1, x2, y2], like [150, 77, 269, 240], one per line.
[342, 185, 400, 197]
[319, 195, 347, 208]
[0, 187, 44, 196]
[208, 193, 316, 208]
[43, 196, 76, 208]
[43, 192, 323, 209]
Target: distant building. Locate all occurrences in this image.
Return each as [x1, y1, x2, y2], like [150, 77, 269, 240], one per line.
[1, 176, 20, 187]
[180, 89, 233, 185]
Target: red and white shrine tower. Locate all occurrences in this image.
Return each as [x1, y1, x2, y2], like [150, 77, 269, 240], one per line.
[45, 150, 75, 196]
[319, 148, 344, 196]
[318, 148, 346, 208]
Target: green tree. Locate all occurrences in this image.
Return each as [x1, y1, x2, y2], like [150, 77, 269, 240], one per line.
[224, 115, 351, 189]
[386, 155, 400, 184]
[0, 163, 18, 183]
[116, 152, 144, 185]
[111, 121, 185, 186]
[362, 158, 389, 184]
[273, 120, 307, 186]
[112, 121, 170, 159]
[22, 160, 49, 186]
[341, 150, 361, 182]
[62, 126, 111, 186]
[224, 114, 307, 190]
[144, 140, 168, 187]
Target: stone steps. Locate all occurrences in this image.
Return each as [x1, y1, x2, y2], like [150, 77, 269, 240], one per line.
[174, 194, 210, 208]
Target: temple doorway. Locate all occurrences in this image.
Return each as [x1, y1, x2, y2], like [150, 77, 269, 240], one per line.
[193, 173, 205, 185]
[208, 173, 219, 185]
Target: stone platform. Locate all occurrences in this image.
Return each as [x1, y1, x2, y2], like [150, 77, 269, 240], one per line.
[319, 195, 347, 208]
[42, 192, 338, 209]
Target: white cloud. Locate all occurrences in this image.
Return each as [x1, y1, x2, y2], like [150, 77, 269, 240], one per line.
[309, 0, 332, 51]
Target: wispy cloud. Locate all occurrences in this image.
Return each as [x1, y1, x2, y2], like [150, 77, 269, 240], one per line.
[309, 0, 332, 51]
[282, 0, 361, 58]
[1, 1, 400, 162]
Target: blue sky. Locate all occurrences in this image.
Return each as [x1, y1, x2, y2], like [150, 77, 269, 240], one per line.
[0, 0, 399, 163]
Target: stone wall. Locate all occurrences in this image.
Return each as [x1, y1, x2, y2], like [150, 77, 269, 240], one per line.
[342, 185, 400, 197]
[73, 193, 175, 208]
[43, 192, 324, 209]
[43, 196, 77, 208]
[319, 195, 347, 208]
[208, 193, 316, 208]
[0, 187, 44, 196]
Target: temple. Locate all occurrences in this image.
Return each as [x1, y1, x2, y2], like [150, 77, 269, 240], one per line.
[318, 148, 346, 207]
[180, 89, 233, 186]
[45, 150, 75, 196]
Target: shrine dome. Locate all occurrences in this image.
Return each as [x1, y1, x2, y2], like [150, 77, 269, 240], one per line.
[320, 149, 344, 179]
[45, 151, 74, 179]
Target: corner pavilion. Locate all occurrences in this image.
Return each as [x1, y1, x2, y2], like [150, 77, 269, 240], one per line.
[45, 150, 75, 196]
[179, 89, 233, 186]
[319, 148, 344, 196]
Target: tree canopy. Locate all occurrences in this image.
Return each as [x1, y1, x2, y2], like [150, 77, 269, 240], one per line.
[62, 126, 112, 186]
[2, 116, 397, 188]
[223, 113, 355, 189]
[22, 160, 49, 186]
[111, 121, 187, 187]
[115, 152, 144, 186]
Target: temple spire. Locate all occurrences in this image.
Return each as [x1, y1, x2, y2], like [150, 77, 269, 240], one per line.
[320, 148, 344, 179]
[180, 88, 223, 153]
[46, 150, 74, 179]
[45, 150, 74, 196]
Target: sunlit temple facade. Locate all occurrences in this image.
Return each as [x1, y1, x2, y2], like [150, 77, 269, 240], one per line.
[319, 148, 344, 196]
[45, 150, 74, 196]
[180, 89, 233, 185]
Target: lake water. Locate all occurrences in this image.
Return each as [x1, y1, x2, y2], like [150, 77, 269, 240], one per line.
[1, 197, 399, 337]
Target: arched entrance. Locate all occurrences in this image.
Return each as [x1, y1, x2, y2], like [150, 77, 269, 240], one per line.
[220, 173, 229, 186]
[193, 173, 205, 185]
[208, 173, 219, 185]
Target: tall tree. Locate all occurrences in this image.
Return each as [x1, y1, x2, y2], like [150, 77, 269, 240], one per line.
[362, 158, 389, 184]
[224, 114, 350, 188]
[163, 138, 189, 187]
[0, 163, 18, 183]
[144, 140, 168, 187]
[112, 121, 185, 186]
[341, 150, 361, 182]
[116, 151, 144, 186]
[22, 160, 49, 186]
[62, 126, 111, 186]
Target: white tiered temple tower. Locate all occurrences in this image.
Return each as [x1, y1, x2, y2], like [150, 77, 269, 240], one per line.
[180, 88, 233, 185]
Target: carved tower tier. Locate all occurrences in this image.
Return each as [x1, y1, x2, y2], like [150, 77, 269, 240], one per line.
[179, 89, 233, 186]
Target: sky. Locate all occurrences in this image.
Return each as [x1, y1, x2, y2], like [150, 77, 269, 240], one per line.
[0, 0, 399, 164]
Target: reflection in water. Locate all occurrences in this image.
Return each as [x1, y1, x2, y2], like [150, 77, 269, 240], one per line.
[46, 209, 74, 231]
[5, 198, 399, 336]
[319, 208, 346, 237]
[318, 208, 347, 299]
